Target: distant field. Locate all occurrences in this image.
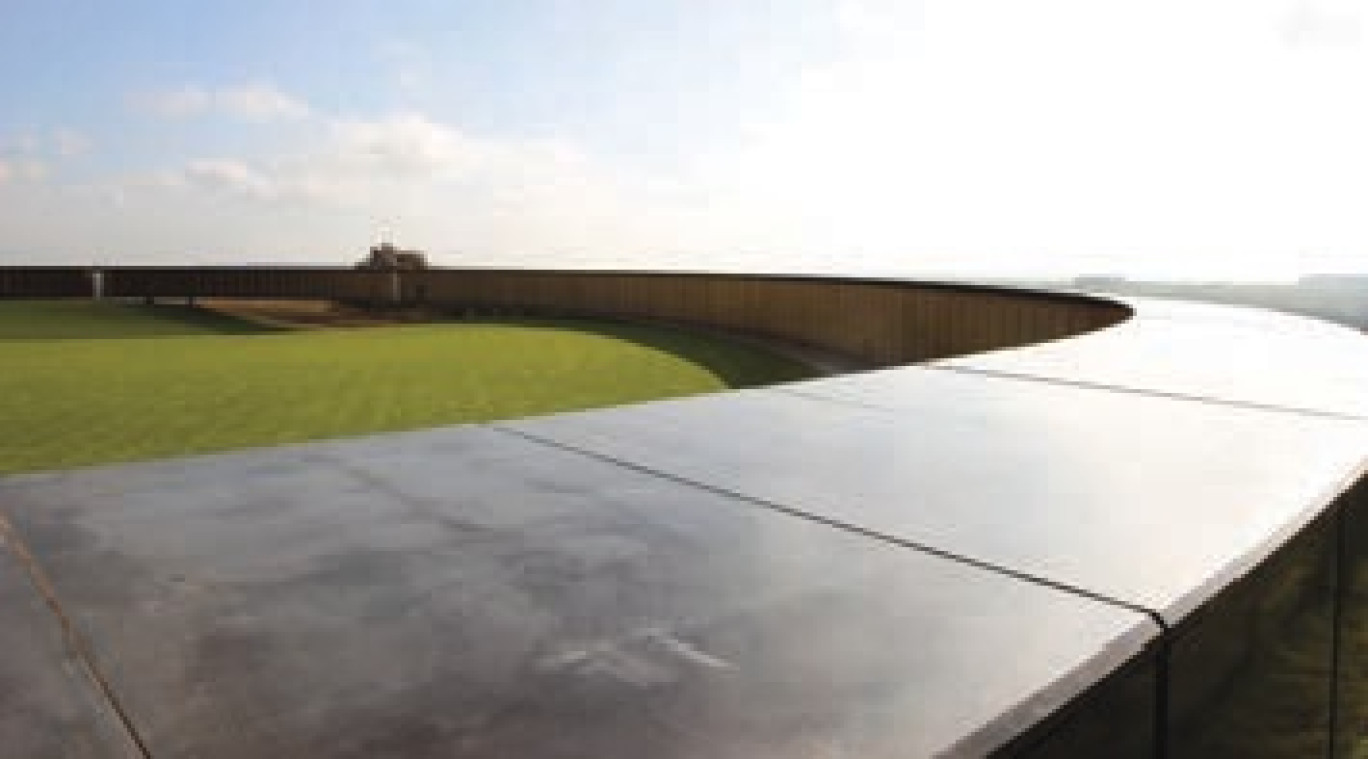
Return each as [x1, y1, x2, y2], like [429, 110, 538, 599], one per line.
[0, 300, 814, 474]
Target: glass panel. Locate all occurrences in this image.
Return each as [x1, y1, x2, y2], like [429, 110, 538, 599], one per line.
[1167, 512, 1338, 758]
[1335, 478, 1368, 757]
[1008, 651, 1157, 759]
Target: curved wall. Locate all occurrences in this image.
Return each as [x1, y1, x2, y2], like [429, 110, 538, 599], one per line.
[3, 265, 1130, 365]
[98, 266, 396, 302]
[0, 265, 93, 298]
[403, 269, 1128, 364]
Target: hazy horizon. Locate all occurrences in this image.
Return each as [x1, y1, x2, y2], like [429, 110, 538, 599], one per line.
[4, 1, 1367, 281]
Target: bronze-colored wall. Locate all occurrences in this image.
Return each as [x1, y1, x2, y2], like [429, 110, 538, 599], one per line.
[0, 266, 1129, 364]
[99, 267, 395, 301]
[404, 269, 1128, 365]
[0, 267, 93, 298]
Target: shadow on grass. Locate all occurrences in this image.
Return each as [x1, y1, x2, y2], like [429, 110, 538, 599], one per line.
[0, 300, 285, 340]
[130, 304, 288, 335]
[450, 315, 819, 389]
[0, 301, 813, 386]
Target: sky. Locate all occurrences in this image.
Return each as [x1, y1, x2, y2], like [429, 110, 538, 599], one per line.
[2, 0, 1367, 280]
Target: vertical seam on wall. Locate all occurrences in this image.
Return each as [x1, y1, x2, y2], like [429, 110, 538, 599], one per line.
[1155, 638, 1171, 759]
[1330, 504, 1347, 759]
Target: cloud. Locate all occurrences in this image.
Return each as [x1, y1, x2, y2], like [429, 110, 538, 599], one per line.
[171, 113, 595, 207]
[0, 158, 47, 183]
[134, 84, 309, 122]
[53, 128, 92, 158]
[135, 86, 212, 118]
[217, 84, 311, 121]
[1, 133, 41, 157]
[159, 114, 472, 206]
[10, 134, 40, 154]
[0, 129, 89, 184]
[376, 40, 432, 98]
[183, 159, 276, 198]
[325, 113, 481, 177]
[1283, 0, 1362, 48]
[22, 160, 48, 181]
[672, 0, 1368, 277]
[97, 109, 674, 263]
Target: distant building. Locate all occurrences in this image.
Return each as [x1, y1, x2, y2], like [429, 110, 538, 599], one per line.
[1300, 274, 1368, 291]
[1074, 275, 1128, 290]
[356, 242, 428, 271]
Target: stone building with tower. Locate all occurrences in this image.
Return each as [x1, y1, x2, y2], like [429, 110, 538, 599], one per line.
[355, 241, 428, 271]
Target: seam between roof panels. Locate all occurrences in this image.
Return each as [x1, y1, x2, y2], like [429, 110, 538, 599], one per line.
[0, 510, 153, 758]
[773, 386, 922, 413]
[491, 423, 1168, 633]
[926, 363, 1368, 423]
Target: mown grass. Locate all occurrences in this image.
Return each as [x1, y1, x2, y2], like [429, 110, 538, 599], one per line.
[0, 301, 814, 474]
[0, 300, 281, 339]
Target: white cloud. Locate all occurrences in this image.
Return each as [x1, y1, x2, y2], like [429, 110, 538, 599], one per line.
[217, 84, 311, 122]
[1283, 0, 1363, 48]
[1, 133, 40, 157]
[0, 158, 47, 183]
[377, 40, 432, 98]
[134, 83, 309, 122]
[48, 109, 664, 265]
[53, 128, 91, 158]
[135, 86, 213, 118]
[171, 113, 597, 207]
[670, 0, 1368, 278]
[22, 160, 48, 181]
[154, 114, 472, 207]
[324, 113, 481, 178]
[183, 159, 276, 198]
[13, 134, 40, 154]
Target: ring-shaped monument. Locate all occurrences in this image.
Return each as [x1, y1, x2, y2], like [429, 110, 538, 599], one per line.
[2, 264, 1367, 757]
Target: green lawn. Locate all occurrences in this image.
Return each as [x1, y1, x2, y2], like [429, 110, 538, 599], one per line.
[0, 300, 281, 339]
[0, 301, 814, 474]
